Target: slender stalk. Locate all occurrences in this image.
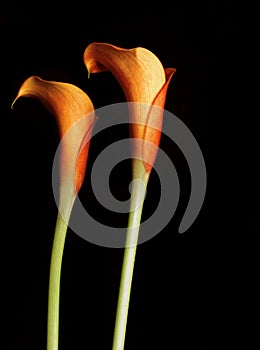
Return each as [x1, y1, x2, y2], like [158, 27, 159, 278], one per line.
[47, 200, 73, 350]
[112, 161, 148, 350]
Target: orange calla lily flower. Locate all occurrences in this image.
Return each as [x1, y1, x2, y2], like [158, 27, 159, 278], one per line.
[12, 76, 96, 216]
[12, 76, 96, 350]
[83, 42, 176, 178]
[84, 42, 176, 350]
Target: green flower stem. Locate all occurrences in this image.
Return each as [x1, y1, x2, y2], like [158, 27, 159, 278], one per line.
[47, 199, 73, 350]
[112, 160, 149, 350]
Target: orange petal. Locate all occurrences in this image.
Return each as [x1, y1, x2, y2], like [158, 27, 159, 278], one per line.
[142, 68, 176, 172]
[83, 42, 175, 174]
[12, 76, 96, 196]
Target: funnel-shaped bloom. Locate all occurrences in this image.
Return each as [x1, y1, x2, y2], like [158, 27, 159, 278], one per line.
[83, 42, 175, 177]
[84, 42, 176, 350]
[12, 76, 96, 350]
[12, 76, 96, 217]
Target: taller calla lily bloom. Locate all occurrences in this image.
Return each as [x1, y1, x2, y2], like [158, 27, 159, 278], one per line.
[12, 76, 96, 350]
[84, 42, 175, 350]
[83, 42, 176, 180]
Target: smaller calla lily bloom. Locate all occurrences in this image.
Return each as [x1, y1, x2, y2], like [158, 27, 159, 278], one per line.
[83, 42, 176, 179]
[12, 76, 96, 350]
[12, 76, 96, 218]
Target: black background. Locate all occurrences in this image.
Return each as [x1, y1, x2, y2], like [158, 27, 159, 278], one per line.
[1, 2, 257, 350]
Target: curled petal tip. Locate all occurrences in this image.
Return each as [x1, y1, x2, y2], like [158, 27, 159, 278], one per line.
[11, 88, 27, 109]
[11, 98, 17, 110]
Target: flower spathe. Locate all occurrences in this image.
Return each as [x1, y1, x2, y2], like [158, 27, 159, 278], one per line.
[83, 42, 176, 177]
[12, 76, 96, 217]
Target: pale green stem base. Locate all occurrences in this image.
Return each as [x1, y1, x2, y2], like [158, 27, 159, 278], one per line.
[47, 199, 73, 350]
[112, 161, 149, 350]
